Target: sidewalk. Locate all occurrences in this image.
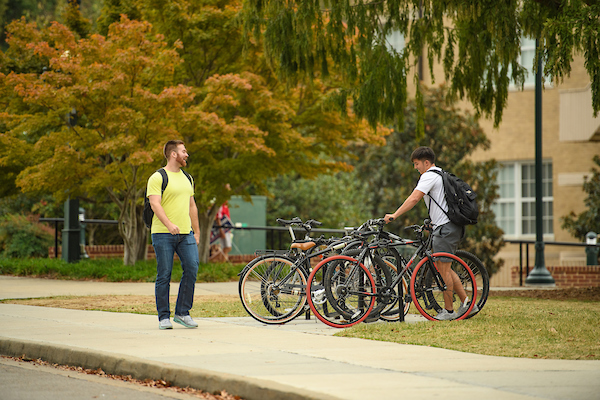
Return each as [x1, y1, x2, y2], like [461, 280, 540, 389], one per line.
[1, 276, 599, 400]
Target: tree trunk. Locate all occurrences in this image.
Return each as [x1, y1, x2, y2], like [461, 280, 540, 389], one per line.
[198, 206, 219, 264]
[118, 192, 146, 266]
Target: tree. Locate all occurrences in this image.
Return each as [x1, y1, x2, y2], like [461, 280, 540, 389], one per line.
[2, 12, 388, 264]
[266, 171, 371, 227]
[176, 71, 386, 262]
[562, 155, 600, 242]
[97, 0, 390, 262]
[1, 16, 194, 264]
[243, 0, 600, 132]
[350, 85, 504, 276]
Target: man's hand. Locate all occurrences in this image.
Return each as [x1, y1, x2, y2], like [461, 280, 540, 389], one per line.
[384, 214, 395, 224]
[166, 222, 180, 235]
[194, 232, 200, 245]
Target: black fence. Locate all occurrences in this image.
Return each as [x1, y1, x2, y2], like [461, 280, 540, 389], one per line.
[39, 218, 600, 280]
[40, 217, 348, 258]
[505, 239, 600, 286]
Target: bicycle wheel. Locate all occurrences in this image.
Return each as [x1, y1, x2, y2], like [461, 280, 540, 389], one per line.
[337, 249, 393, 322]
[410, 252, 476, 321]
[307, 255, 376, 328]
[376, 258, 411, 321]
[455, 250, 489, 317]
[238, 255, 308, 324]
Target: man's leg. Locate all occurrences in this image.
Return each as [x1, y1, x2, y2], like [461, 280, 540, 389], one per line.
[153, 233, 176, 322]
[432, 223, 466, 313]
[436, 260, 467, 311]
[174, 232, 199, 317]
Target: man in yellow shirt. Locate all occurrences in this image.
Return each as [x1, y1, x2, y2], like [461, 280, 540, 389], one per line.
[147, 140, 200, 330]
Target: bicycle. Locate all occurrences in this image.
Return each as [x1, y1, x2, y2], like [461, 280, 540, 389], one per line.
[238, 217, 355, 324]
[342, 219, 489, 321]
[306, 219, 478, 328]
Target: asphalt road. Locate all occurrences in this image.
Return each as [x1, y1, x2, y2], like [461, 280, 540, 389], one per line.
[0, 357, 202, 400]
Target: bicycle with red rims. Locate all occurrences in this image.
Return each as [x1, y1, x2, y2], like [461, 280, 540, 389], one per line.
[306, 219, 477, 327]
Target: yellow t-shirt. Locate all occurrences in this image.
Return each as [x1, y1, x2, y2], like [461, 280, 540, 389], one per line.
[146, 169, 194, 234]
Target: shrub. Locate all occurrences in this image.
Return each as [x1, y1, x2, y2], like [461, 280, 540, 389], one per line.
[0, 214, 54, 258]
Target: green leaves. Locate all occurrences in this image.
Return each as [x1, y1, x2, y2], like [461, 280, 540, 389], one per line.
[243, 0, 600, 128]
[561, 155, 600, 243]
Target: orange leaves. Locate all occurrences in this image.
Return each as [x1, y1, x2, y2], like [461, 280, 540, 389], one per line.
[2, 15, 198, 203]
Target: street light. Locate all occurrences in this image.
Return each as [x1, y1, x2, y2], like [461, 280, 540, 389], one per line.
[525, 37, 555, 286]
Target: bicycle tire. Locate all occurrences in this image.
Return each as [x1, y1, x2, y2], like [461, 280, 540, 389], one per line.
[342, 244, 410, 320]
[336, 249, 393, 322]
[410, 252, 477, 321]
[376, 258, 411, 321]
[238, 255, 308, 324]
[455, 250, 489, 317]
[307, 255, 376, 328]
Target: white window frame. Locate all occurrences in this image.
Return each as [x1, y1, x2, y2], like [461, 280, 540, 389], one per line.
[509, 37, 553, 91]
[385, 30, 405, 54]
[493, 160, 554, 240]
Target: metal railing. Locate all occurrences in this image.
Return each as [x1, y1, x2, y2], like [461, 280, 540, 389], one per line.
[39, 218, 347, 258]
[504, 239, 600, 286]
[40, 218, 118, 259]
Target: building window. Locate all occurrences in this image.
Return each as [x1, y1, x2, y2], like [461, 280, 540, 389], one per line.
[385, 30, 405, 54]
[509, 37, 543, 90]
[492, 161, 553, 238]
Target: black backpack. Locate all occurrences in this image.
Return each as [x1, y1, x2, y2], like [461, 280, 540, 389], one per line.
[143, 168, 193, 229]
[427, 169, 479, 226]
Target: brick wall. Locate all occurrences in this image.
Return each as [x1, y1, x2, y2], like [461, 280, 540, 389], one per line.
[511, 265, 600, 288]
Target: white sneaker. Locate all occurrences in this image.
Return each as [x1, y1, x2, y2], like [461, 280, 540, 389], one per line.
[159, 319, 173, 330]
[434, 309, 457, 321]
[174, 314, 198, 328]
[458, 300, 480, 317]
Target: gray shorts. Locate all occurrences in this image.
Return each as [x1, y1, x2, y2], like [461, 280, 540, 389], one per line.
[432, 222, 464, 262]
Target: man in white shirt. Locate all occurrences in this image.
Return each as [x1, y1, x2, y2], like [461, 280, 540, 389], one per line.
[384, 147, 471, 320]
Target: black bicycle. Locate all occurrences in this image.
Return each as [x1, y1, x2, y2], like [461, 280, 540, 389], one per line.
[306, 219, 478, 328]
[341, 219, 489, 321]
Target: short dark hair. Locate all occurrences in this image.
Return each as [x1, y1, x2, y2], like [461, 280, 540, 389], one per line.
[411, 146, 435, 164]
[163, 140, 185, 160]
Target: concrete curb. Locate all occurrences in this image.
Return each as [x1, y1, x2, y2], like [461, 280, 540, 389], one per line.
[0, 338, 341, 400]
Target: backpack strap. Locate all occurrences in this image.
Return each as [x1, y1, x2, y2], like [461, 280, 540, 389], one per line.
[158, 168, 168, 195]
[425, 169, 450, 219]
[181, 169, 194, 190]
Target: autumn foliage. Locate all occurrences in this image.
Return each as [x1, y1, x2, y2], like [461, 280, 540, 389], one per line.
[1, 11, 388, 264]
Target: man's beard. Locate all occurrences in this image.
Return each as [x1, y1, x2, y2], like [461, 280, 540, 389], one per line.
[176, 155, 187, 167]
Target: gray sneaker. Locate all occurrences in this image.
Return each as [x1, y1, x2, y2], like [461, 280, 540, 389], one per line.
[458, 301, 480, 317]
[434, 309, 457, 321]
[174, 314, 198, 328]
[159, 319, 173, 330]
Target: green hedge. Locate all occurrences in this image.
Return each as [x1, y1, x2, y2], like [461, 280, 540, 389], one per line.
[0, 257, 244, 282]
[0, 214, 54, 258]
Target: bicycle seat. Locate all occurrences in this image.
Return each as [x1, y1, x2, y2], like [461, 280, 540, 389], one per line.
[290, 241, 316, 251]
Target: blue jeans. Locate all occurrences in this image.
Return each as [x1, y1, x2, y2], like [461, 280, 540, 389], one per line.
[152, 232, 199, 321]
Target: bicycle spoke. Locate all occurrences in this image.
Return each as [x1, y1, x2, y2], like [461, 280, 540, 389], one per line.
[239, 256, 307, 324]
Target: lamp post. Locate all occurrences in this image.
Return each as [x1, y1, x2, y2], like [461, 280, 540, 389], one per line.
[525, 38, 555, 286]
[62, 198, 80, 263]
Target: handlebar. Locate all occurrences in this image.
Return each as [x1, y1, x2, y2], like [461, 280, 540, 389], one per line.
[276, 217, 322, 228]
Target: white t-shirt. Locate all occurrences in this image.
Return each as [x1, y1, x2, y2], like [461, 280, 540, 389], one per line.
[414, 166, 450, 228]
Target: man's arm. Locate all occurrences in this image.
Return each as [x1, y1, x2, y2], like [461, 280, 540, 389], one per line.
[384, 189, 425, 223]
[149, 195, 180, 235]
[189, 197, 200, 245]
